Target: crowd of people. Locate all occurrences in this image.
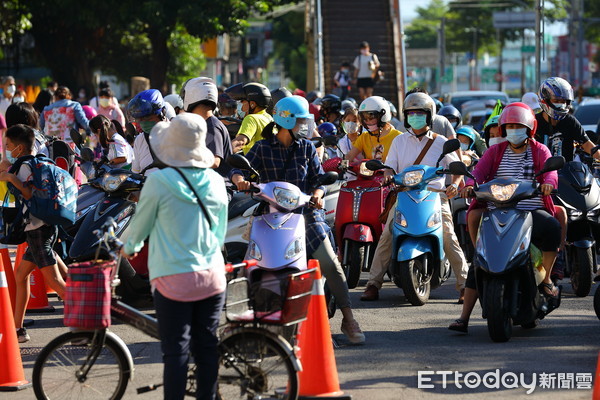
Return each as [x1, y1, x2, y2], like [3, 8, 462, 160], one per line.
[1, 70, 596, 399]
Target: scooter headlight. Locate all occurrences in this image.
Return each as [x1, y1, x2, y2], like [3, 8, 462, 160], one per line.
[403, 169, 424, 186]
[101, 173, 128, 192]
[248, 240, 262, 261]
[569, 209, 583, 219]
[273, 187, 300, 211]
[490, 183, 518, 202]
[395, 210, 407, 227]
[359, 162, 374, 177]
[427, 210, 442, 228]
[284, 237, 304, 259]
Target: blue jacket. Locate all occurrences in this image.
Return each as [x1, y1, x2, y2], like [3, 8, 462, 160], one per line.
[40, 99, 90, 137]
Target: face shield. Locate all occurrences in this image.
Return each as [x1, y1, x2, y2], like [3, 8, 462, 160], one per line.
[292, 116, 314, 140]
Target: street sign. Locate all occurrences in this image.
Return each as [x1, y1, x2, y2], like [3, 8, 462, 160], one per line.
[492, 11, 536, 29]
[521, 45, 535, 54]
[481, 68, 497, 84]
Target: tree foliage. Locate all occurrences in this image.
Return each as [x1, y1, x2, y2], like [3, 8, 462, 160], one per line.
[272, 10, 306, 89]
[9, 0, 292, 93]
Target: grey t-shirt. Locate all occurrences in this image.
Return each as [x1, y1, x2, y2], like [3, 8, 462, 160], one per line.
[206, 116, 232, 177]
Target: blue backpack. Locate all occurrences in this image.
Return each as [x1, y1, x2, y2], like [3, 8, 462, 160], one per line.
[8, 155, 78, 227]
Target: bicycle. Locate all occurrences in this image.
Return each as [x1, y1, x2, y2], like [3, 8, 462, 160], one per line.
[32, 218, 316, 399]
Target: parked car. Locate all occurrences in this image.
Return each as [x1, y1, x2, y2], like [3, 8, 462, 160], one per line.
[445, 91, 509, 112]
[573, 99, 600, 133]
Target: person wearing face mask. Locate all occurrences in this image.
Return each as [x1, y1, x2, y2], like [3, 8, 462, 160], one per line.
[333, 62, 352, 100]
[449, 102, 564, 333]
[338, 107, 364, 160]
[231, 96, 365, 344]
[40, 86, 90, 142]
[352, 41, 380, 101]
[89, 115, 134, 168]
[535, 77, 599, 163]
[95, 88, 125, 126]
[225, 82, 273, 154]
[344, 96, 401, 162]
[11, 88, 26, 105]
[128, 89, 167, 175]
[483, 115, 506, 147]
[0, 76, 16, 117]
[456, 125, 486, 157]
[360, 92, 468, 303]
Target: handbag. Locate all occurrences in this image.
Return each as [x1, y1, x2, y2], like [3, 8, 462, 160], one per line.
[378, 134, 438, 224]
[63, 260, 115, 329]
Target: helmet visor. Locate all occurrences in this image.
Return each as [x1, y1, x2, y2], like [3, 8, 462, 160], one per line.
[359, 111, 379, 121]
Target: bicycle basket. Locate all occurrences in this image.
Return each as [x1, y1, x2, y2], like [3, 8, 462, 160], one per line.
[226, 268, 316, 326]
[63, 260, 116, 329]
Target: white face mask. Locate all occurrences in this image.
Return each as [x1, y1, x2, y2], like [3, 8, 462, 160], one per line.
[488, 137, 506, 146]
[6, 85, 16, 96]
[12, 96, 24, 104]
[99, 98, 111, 108]
[343, 121, 358, 134]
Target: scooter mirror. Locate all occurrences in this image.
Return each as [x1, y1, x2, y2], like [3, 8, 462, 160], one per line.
[365, 159, 386, 171]
[81, 147, 95, 162]
[448, 161, 470, 176]
[227, 154, 253, 170]
[317, 171, 339, 186]
[536, 156, 565, 176]
[70, 128, 83, 149]
[322, 136, 338, 147]
[310, 137, 324, 148]
[442, 138, 461, 155]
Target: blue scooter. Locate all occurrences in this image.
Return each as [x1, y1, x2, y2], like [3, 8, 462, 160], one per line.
[366, 139, 460, 305]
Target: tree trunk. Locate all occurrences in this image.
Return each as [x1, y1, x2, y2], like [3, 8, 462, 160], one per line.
[149, 29, 170, 93]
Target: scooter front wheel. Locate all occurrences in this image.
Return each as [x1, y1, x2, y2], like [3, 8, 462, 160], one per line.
[345, 241, 367, 289]
[571, 247, 593, 297]
[484, 278, 512, 342]
[399, 256, 431, 306]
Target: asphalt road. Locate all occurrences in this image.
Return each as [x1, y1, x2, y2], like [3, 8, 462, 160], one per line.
[6, 273, 598, 399]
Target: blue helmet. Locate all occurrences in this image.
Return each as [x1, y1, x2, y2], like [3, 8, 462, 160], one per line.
[274, 96, 311, 130]
[456, 126, 477, 149]
[318, 122, 337, 137]
[127, 89, 165, 119]
[538, 77, 574, 120]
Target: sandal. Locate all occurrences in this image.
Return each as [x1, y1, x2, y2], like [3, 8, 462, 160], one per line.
[538, 282, 559, 299]
[448, 319, 468, 333]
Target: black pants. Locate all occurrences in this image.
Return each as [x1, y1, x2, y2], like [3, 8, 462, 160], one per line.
[154, 289, 225, 400]
[466, 209, 561, 289]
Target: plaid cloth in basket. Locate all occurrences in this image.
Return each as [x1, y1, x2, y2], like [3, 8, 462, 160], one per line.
[63, 260, 115, 329]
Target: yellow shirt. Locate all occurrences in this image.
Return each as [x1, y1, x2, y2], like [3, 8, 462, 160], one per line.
[238, 109, 273, 154]
[352, 128, 402, 161]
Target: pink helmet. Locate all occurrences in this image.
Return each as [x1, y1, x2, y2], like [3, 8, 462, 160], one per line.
[82, 105, 98, 121]
[499, 102, 537, 137]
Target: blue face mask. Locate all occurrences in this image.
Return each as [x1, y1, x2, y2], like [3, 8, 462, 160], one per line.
[5, 146, 20, 164]
[460, 142, 470, 151]
[236, 102, 247, 119]
[505, 128, 529, 145]
[407, 114, 427, 130]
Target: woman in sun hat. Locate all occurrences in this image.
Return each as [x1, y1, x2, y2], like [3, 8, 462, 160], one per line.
[121, 112, 227, 399]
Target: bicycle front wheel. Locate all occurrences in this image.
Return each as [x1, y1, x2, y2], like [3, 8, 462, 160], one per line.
[218, 329, 299, 400]
[32, 331, 131, 400]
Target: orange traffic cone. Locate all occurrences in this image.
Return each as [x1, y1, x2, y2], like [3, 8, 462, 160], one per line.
[593, 352, 600, 400]
[0, 258, 31, 391]
[0, 247, 16, 313]
[296, 259, 351, 400]
[15, 244, 54, 313]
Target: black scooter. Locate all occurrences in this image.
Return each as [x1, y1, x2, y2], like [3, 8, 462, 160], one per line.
[553, 147, 600, 297]
[450, 153, 478, 262]
[451, 156, 564, 342]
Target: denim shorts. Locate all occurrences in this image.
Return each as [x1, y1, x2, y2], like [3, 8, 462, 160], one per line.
[22, 225, 58, 268]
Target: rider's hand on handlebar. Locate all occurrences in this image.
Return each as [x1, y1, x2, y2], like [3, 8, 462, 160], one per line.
[310, 195, 324, 209]
[460, 186, 474, 198]
[235, 180, 251, 192]
[120, 247, 137, 260]
[445, 184, 459, 198]
[540, 183, 554, 196]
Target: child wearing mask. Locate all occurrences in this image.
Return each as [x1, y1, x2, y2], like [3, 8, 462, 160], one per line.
[333, 62, 352, 100]
[338, 107, 363, 160]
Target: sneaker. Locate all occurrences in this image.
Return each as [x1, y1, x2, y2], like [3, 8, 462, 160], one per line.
[341, 319, 365, 345]
[16, 328, 30, 343]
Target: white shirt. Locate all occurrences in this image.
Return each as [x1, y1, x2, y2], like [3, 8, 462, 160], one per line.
[0, 97, 11, 117]
[132, 133, 157, 175]
[107, 133, 134, 168]
[353, 53, 380, 78]
[385, 129, 459, 190]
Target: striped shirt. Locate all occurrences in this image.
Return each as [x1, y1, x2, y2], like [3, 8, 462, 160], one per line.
[491, 146, 544, 211]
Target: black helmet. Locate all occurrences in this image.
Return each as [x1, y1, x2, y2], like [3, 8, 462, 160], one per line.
[267, 87, 292, 114]
[225, 82, 272, 109]
[320, 94, 342, 117]
[438, 105, 462, 129]
[306, 90, 322, 103]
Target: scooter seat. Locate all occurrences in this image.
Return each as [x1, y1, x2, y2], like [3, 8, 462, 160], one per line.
[228, 192, 260, 219]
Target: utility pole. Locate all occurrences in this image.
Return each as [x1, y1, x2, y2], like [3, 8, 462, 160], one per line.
[577, 0, 584, 100]
[437, 17, 446, 95]
[497, 29, 504, 92]
[315, 0, 324, 94]
[535, 0, 542, 87]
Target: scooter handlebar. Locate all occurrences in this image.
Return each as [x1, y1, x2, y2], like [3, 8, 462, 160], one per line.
[225, 259, 258, 273]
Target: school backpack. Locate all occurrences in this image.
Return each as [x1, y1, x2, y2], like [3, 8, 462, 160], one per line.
[8, 155, 78, 226]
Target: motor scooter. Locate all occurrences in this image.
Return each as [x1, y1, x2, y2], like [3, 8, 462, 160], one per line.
[227, 154, 337, 309]
[324, 157, 390, 288]
[553, 147, 600, 297]
[366, 139, 460, 306]
[450, 156, 565, 342]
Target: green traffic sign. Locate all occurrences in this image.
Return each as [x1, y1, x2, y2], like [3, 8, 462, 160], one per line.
[521, 45, 535, 53]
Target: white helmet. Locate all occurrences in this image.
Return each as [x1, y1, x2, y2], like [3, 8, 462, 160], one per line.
[164, 102, 176, 120]
[164, 94, 184, 111]
[358, 96, 391, 124]
[181, 77, 218, 111]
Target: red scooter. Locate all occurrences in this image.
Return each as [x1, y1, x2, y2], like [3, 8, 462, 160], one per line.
[324, 157, 391, 288]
